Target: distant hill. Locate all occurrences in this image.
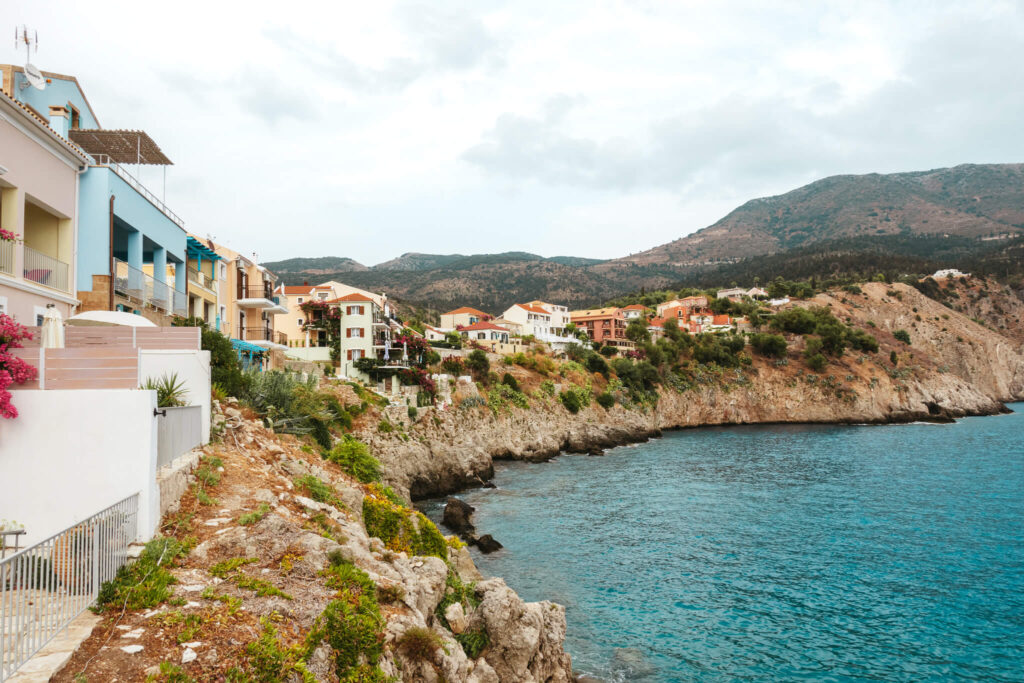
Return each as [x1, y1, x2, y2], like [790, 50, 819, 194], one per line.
[262, 163, 1024, 312]
[373, 253, 468, 271]
[264, 256, 368, 275]
[614, 163, 1024, 268]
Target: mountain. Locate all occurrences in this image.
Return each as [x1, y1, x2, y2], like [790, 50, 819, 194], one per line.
[263, 256, 368, 275]
[616, 163, 1024, 268]
[373, 253, 467, 271]
[262, 163, 1024, 313]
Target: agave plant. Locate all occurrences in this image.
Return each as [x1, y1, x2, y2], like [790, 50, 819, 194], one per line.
[144, 372, 189, 408]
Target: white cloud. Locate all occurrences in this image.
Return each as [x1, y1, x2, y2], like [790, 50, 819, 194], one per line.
[5, 0, 1023, 265]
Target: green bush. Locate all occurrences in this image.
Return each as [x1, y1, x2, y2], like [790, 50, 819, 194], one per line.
[894, 329, 911, 344]
[585, 352, 610, 376]
[397, 627, 444, 663]
[806, 353, 827, 371]
[596, 391, 615, 409]
[558, 385, 591, 413]
[501, 373, 520, 392]
[465, 350, 490, 378]
[324, 436, 381, 483]
[487, 384, 530, 413]
[748, 333, 787, 358]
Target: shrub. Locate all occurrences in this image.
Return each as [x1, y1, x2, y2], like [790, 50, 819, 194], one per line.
[238, 503, 270, 526]
[144, 372, 188, 407]
[397, 627, 444, 663]
[559, 386, 591, 413]
[846, 327, 879, 353]
[441, 356, 465, 375]
[408, 405, 418, 421]
[890, 350, 899, 365]
[585, 352, 610, 376]
[465, 350, 490, 378]
[893, 329, 911, 344]
[487, 383, 530, 413]
[596, 392, 615, 409]
[748, 333, 787, 358]
[806, 353, 827, 372]
[362, 486, 447, 559]
[456, 627, 489, 659]
[501, 372, 520, 392]
[324, 436, 381, 483]
[598, 345, 618, 358]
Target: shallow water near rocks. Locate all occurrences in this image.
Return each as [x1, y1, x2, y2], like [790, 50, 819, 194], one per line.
[420, 405, 1024, 682]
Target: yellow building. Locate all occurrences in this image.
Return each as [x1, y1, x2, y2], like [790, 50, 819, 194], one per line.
[184, 235, 220, 326]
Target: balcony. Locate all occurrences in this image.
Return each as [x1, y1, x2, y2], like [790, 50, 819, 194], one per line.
[242, 327, 287, 347]
[236, 284, 278, 310]
[187, 267, 215, 292]
[113, 258, 187, 316]
[22, 246, 70, 293]
[0, 239, 13, 276]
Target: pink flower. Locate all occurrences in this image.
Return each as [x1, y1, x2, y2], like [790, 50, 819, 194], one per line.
[0, 314, 39, 419]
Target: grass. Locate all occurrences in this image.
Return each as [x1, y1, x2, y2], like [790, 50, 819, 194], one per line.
[210, 557, 259, 578]
[397, 627, 444, 663]
[455, 627, 489, 659]
[293, 475, 338, 506]
[201, 586, 242, 614]
[362, 486, 447, 559]
[210, 557, 292, 599]
[93, 536, 184, 612]
[238, 503, 271, 526]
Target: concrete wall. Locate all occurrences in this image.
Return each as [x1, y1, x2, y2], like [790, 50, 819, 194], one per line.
[140, 349, 211, 444]
[0, 389, 160, 546]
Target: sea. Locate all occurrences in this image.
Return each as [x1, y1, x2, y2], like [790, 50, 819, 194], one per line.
[420, 405, 1024, 682]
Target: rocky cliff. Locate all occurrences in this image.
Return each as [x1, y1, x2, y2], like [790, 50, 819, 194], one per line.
[362, 282, 1024, 501]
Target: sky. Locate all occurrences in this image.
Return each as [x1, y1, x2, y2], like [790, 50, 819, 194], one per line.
[5, 1, 1024, 265]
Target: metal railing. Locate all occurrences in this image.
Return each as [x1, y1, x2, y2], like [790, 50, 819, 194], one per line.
[91, 155, 185, 229]
[113, 258, 187, 316]
[156, 406, 203, 469]
[241, 328, 286, 345]
[0, 494, 138, 682]
[0, 241, 13, 276]
[237, 285, 273, 301]
[187, 268, 215, 291]
[22, 246, 70, 293]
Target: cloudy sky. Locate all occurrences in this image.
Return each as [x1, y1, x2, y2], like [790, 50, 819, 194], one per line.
[7, 1, 1024, 264]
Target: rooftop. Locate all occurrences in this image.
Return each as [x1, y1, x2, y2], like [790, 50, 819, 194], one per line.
[445, 306, 490, 317]
[461, 321, 509, 332]
[69, 129, 172, 165]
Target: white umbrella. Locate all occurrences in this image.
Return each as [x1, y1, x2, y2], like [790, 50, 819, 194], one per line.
[40, 306, 64, 348]
[67, 310, 157, 327]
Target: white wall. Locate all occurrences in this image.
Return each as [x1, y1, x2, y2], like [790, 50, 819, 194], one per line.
[285, 346, 332, 362]
[140, 349, 211, 444]
[0, 389, 160, 546]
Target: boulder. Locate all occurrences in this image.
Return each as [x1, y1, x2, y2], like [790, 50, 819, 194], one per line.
[474, 535, 503, 554]
[443, 497, 476, 536]
[445, 601, 468, 634]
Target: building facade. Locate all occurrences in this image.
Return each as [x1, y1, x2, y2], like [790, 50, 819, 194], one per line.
[0, 87, 87, 324]
[569, 307, 633, 348]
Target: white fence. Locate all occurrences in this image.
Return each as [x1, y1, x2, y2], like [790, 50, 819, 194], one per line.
[0, 494, 138, 682]
[156, 405, 203, 469]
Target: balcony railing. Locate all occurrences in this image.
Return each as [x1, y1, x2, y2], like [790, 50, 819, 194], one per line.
[187, 267, 215, 291]
[241, 328, 287, 345]
[0, 240, 13, 276]
[237, 284, 273, 301]
[22, 246, 70, 293]
[91, 155, 185, 229]
[113, 258, 187, 316]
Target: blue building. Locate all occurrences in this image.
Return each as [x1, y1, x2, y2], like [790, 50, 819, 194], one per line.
[1, 64, 188, 324]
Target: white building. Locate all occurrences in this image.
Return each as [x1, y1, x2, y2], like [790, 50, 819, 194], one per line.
[499, 300, 576, 351]
[932, 269, 970, 280]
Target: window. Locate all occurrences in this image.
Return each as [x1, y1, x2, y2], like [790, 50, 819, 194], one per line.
[346, 305, 365, 316]
[0, 296, 7, 315]
[347, 349, 364, 361]
[34, 306, 47, 327]
[220, 263, 227, 278]
[346, 327, 364, 338]
[297, 318, 304, 326]
[318, 292, 328, 300]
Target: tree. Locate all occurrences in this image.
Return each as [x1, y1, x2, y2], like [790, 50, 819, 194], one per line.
[625, 318, 650, 343]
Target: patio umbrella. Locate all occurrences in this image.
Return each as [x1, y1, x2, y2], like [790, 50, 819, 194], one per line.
[40, 306, 65, 348]
[67, 310, 157, 327]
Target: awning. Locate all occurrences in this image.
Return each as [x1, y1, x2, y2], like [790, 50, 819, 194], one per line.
[187, 236, 221, 261]
[69, 129, 172, 165]
[231, 338, 267, 355]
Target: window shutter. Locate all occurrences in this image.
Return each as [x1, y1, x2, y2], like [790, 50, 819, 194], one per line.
[347, 328, 352, 338]
[347, 350, 352, 360]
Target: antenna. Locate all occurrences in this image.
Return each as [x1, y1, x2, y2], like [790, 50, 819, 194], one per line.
[15, 25, 45, 91]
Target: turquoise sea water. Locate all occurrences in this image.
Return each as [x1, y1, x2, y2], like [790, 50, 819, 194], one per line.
[421, 406, 1024, 682]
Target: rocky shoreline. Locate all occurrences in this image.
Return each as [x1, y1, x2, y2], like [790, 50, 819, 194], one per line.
[365, 283, 1024, 503]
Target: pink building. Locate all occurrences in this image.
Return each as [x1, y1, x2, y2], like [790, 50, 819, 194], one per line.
[0, 89, 87, 324]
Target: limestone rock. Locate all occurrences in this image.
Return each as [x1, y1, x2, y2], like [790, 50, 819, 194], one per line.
[445, 602, 468, 634]
[475, 578, 573, 682]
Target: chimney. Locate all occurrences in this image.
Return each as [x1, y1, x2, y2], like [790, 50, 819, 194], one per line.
[48, 105, 69, 138]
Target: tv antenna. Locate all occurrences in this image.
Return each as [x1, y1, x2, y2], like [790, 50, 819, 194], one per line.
[14, 26, 46, 90]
